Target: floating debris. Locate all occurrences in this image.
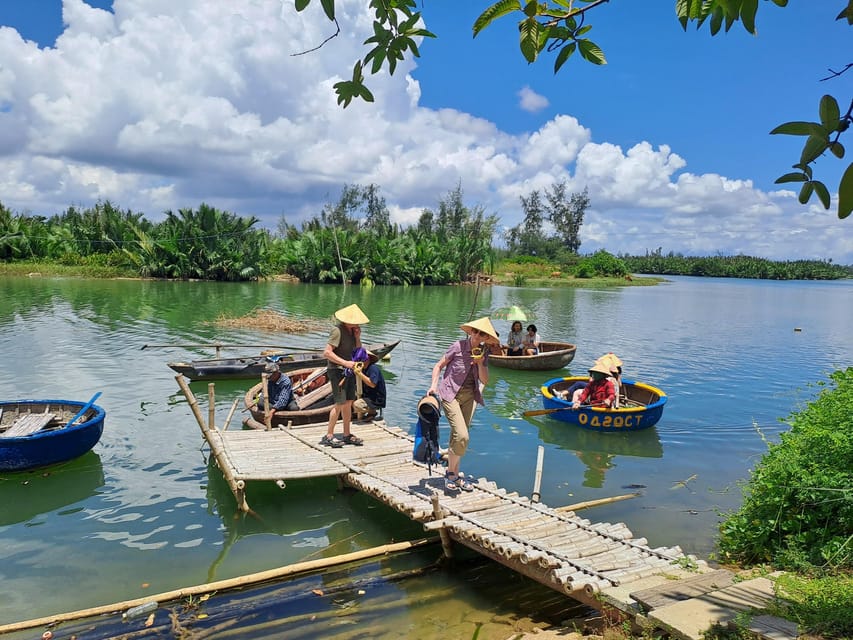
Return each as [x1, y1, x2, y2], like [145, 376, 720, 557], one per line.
[213, 308, 325, 333]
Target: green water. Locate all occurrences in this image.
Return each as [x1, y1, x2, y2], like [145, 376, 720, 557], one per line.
[1, 275, 850, 635]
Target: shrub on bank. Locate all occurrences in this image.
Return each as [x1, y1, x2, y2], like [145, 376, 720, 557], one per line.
[718, 368, 853, 571]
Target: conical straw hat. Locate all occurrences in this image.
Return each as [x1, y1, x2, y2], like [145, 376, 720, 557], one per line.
[596, 352, 623, 372]
[460, 317, 499, 345]
[589, 362, 612, 376]
[334, 304, 369, 325]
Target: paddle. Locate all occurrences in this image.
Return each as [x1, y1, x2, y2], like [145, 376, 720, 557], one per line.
[140, 343, 322, 352]
[522, 403, 608, 418]
[67, 392, 102, 426]
[293, 367, 328, 393]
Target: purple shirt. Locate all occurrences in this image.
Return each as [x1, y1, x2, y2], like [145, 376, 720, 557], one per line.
[437, 339, 487, 406]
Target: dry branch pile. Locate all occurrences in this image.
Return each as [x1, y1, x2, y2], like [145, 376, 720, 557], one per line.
[213, 308, 325, 333]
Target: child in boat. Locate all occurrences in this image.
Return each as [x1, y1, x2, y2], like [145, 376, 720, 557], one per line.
[572, 362, 616, 409]
[522, 324, 541, 355]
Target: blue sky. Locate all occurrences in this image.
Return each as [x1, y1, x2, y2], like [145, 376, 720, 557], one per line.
[0, 0, 850, 262]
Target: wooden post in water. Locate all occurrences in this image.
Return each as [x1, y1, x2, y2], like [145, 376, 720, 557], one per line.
[431, 494, 453, 559]
[262, 373, 273, 431]
[208, 383, 215, 430]
[532, 445, 544, 503]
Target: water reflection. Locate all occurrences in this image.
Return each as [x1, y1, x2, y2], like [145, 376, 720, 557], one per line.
[534, 421, 663, 488]
[0, 451, 105, 525]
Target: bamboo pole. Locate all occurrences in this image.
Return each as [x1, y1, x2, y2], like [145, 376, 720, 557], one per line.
[554, 492, 641, 513]
[0, 538, 439, 634]
[531, 445, 544, 503]
[176, 375, 208, 433]
[431, 494, 453, 559]
[208, 383, 215, 430]
[222, 398, 239, 431]
[141, 343, 322, 352]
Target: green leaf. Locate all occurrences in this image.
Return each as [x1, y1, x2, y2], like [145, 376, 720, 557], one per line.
[519, 17, 540, 63]
[800, 135, 828, 165]
[812, 181, 831, 209]
[319, 0, 335, 20]
[798, 181, 814, 205]
[770, 0, 788, 5]
[774, 172, 807, 184]
[577, 39, 606, 65]
[710, 7, 723, 35]
[295, 0, 311, 11]
[740, 0, 758, 33]
[839, 162, 853, 219]
[819, 95, 840, 128]
[473, 0, 521, 37]
[522, 0, 538, 18]
[829, 141, 845, 159]
[554, 41, 576, 73]
[769, 121, 825, 137]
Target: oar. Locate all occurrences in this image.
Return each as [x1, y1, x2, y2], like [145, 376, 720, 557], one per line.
[522, 403, 608, 418]
[67, 392, 102, 426]
[293, 367, 328, 393]
[140, 343, 322, 352]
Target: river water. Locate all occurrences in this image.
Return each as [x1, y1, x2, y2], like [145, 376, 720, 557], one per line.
[0, 274, 850, 637]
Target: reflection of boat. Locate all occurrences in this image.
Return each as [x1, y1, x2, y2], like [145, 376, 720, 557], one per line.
[243, 367, 335, 428]
[0, 398, 106, 471]
[168, 340, 400, 381]
[539, 376, 667, 432]
[490, 342, 576, 371]
[537, 419, 663, 488]
[0, 451, 105, 525]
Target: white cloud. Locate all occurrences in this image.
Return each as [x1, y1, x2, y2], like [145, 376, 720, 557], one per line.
[518, 86, 549, 113]
[0, 0, 848, 263]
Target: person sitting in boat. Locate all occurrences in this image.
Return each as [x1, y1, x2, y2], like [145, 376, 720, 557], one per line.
[595, 352, 624, 408]
[352, 350, 386, 421]
[572, 362, 616, 409]
[522, 324, 541, 355]
[504, 321, 524, 356]
[258, 362, 300, 412]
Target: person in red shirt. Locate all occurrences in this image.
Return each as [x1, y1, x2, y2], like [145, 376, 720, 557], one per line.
[573, 362, 616, 409]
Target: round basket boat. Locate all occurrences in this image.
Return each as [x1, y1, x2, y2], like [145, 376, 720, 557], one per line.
[538, 376, 667, 432]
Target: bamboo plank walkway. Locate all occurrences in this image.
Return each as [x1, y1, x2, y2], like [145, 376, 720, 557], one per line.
[177, 378, 796, 639]
[194, 410, 691, 605]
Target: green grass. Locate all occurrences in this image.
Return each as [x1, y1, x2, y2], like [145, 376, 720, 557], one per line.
[490, 258, 662, 287]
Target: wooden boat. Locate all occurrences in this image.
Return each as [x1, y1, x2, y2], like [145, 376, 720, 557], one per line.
[168, 340, 400, 381]
[537, 376, 667, 432]
[243, 366, 335, 428]
[0, 398, 106, 471]
[489, 341, 577, 371]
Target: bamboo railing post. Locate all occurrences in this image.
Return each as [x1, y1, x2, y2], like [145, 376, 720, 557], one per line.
[208, 383, 215, 430]
[431, 494, 453, 559]
[262, 373, 272, 431]
[532, 445, 544, 503]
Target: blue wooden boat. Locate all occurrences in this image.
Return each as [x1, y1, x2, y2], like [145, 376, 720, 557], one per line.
[0, 398, 106, 471]
[536, 376, 667, 432]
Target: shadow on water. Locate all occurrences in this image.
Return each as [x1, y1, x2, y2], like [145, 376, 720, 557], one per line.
[533, 421, 663, 488]
[0, 451, 105, 526]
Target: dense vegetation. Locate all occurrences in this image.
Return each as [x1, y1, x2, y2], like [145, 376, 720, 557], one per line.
[1, 194, 851, 283]
[621, 250, 852, 280]
[716, 368, 853, 639]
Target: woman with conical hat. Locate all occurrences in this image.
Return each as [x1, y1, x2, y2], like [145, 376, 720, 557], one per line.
[427, 316, 499, 492]
[321, 304, 370, 447]
[572, 361, 616, 409]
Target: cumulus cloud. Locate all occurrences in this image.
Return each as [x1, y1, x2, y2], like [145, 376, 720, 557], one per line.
[0, 0, 848, 263]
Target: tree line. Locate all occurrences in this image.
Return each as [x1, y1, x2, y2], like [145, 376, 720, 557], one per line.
[1, 186, 850, 282]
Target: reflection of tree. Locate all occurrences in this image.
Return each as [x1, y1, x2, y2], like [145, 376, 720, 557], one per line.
[575, 451, 615, 488]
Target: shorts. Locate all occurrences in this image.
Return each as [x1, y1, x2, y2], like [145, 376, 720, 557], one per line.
[328, 367, 356, 404]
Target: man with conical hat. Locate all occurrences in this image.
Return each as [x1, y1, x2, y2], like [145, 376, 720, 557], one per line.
[321, 303, 370, 447]
[427, 316, 499, 492]
[572, 361, 616, 409]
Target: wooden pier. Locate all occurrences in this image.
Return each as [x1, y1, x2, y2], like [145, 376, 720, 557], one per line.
[177, 378, 797, 640]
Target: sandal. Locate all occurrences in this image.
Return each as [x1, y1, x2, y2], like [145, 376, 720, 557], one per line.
[444, 471, 459, 492]
[320, 434, 344, 448]
[341, 433, 363, 446]
[456, 473, 474, 492]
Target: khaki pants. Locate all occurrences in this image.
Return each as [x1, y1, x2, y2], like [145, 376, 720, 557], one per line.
[441, 385, 477, 457]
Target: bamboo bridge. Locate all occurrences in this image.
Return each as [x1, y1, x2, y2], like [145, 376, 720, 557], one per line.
[175, 377, 798, 640]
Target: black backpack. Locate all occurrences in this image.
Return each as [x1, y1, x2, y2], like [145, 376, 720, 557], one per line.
[413, 396, 442, 473]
